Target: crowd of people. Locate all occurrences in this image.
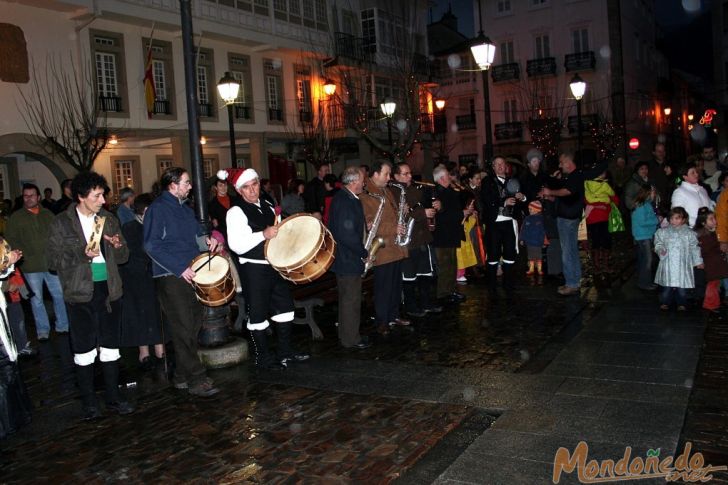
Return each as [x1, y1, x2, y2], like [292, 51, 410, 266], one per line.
[1, 139, 727, 439]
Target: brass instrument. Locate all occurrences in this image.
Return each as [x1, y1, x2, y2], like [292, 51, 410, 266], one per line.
[390, 182, 415, 247]
[362, 191, 386, 276]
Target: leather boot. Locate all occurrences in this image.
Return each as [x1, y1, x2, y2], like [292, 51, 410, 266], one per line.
[402, 281, 420, 315]
[75, 364, 100, 420]
[486, 264, 498, 293]
[250, 329, 285, 370]
[502, 262, 515, 294]
[102, 360, 135, 415]
[276, 320, 310, 366]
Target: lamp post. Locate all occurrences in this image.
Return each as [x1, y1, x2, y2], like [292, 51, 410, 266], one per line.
[471, 0, 496, 165]
[380, 98, 397, 162]
[569, 73, 586, 165]
[217, 72, 241, 168]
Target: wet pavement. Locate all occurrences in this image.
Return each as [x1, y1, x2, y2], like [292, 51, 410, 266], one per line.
[3, 241, 727, 483]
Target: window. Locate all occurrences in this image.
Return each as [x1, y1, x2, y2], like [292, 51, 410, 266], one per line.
[264, 58, 284, 123]
[361, 9, 376, 53]
[197, 66, 209, 104]
[253, 0, 268, 16]
[571, 28, 589, 53]
[503, 99, 517, 123]
[203, 157, 219, 179]
[112, 158, 139, 198]
[497, 0, 511, 13]
[274, 0, 287, 20]
[91, 29, 127, 114]
[500, 41, 514, 64]
[157, 157, 173, 178]
[302, 0, 315, 27]
[229, 53, 254, 122]
[143, 38, 175, 117]
[535, 34, 550, 58]
[295, 65, 312, 121]
[288, 0, 300, 22]
[314, 0, 327, 28]
[196, 48, 215, 117]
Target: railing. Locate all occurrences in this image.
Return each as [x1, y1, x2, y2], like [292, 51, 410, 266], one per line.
[456, 114, 476, 131]
[567, 114, 598, 133]
[234, 105, 251, 120]
[333, 32, 373, 64]
[565, 51, 596, 72]
[99, 95, 122, 112]
[526, 57, 557, 77]
[494, 122, 523, 140]
[268, 108, 283, 122]
[491, 63, 520, 82]
[198, 103, 213, 117]
[153, 99, 170, 115]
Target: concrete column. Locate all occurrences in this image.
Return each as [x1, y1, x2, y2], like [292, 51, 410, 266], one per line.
[249, 133, 268, 177]
[171, 133, 191, 170]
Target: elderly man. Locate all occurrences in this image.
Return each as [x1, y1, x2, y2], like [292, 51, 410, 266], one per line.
[116, 187, 136, 226]
[226, 168, 310, 369]
[432, 165, 470, 304]
[542, 151, 589, 296]
[48, 172, 133, 420]
[328, 166, 371, 349]
[6, 183, 70, 340]
[144, 167, 221, 397]
[360, 161, 408, 335]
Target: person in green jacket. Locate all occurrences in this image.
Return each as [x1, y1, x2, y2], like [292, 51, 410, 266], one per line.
[5, 183, 69, 341]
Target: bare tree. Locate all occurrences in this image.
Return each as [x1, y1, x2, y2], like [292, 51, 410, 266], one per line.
[16, 54, 109, 172]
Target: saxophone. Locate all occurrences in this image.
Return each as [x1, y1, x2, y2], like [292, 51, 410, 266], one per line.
[390, 182, 415, 246]
[362, 191, 386, 276]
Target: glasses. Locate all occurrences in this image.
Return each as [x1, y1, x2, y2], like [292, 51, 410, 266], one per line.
[177, 180, 192, 186]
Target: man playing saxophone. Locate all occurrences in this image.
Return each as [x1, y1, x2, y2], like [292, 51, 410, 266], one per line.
[391, 162, 442, 318]
[360, 161, 408, 336]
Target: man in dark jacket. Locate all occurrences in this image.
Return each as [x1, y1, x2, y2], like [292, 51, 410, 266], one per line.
[432, 165, 470, 304]
[303, 164, 331, 217]
[144, 167, 221, 397]
[328, 166, 371, 349]
[47, 172, 133, 420]
[481, 156, 527, 297]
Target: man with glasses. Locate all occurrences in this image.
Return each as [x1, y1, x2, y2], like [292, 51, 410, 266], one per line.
[144, 167, 221, 397]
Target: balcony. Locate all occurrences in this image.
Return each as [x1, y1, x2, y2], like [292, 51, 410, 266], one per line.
[268, 108, 283, 122]
[456, 114, 476, 131]
[234, 105, 251, 120]
[491, 63, 520, 83]
[153, 99, 171, 115]
[332, 32, 374, 65]
[565, 51, 596, 72]
[198, 103, 213, 117]
[567, 114, 598, 133]
[99, 95, 122, 112]
[526, 57, 557, 77]
[494, 122, 523, 140]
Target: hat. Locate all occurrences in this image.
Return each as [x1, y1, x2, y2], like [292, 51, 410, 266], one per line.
[526, 148, 543, 164]
[528, 200, 542, 213]
[217, 168, 259, 188]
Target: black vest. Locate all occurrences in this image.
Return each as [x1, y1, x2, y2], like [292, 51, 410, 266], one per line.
[233, 198, 275, 260]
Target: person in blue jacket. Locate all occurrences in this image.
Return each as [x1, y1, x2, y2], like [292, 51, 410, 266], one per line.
[631, 184, 660, 290]
[328, 167, 371, 349]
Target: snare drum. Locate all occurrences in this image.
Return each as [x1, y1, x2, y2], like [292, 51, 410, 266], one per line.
[190, 253, 235, 306]
[265, 214, 336, 284]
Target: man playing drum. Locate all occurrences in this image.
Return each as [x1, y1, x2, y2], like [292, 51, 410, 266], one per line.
[225, 168, 310, 370]
[144, 167, 221, 397]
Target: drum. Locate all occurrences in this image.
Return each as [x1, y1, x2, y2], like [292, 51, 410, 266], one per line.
[265, 214, 336, 284]
[0, 238, 12, 273]
[190, 253, 235, 307]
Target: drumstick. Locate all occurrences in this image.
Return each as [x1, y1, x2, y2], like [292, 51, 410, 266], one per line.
[193, 252, 214, 273]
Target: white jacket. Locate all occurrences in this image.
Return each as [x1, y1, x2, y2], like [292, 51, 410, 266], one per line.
[671, 182, 714, 227]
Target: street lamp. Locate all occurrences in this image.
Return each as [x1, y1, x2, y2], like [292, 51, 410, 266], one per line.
[217, 72, 241, 168]
[380, 98, 396, 161]
[569, 73, 587, 164]
[471, 0, 496, 165]
[323, 79, 336, 96]
[435, 98, 446, 110]
[663, 107, 672, 116]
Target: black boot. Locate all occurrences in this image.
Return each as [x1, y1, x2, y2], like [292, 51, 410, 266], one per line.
[403, 281, 424, 317]
[420, 277, 442, 313]
[250, 329, 285, 370]
[487, 264, 499, 295]
[75, 364, 101, 420]
[276, 321, 310, 366]
[102, 360, 135, 415]
[502, 262, 515, 295]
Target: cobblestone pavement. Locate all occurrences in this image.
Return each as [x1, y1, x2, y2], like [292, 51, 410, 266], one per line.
[679, 312, 728, 483]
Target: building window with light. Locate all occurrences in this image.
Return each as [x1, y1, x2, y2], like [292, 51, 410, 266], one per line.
[228, 53, 254, 122]
[571, 28, 589, 53]
[203, 157, 219, 179]
[535, 34, 550, 58]
[196, 48, 216, 118]
[361, 9, 376, 53]
[264, 58, 285, 123]
[157, 157, 173, 178]
[143, 38, 175, 118]
[90, 29, 128, 116]
[112, 157, 141, 197]
[294, 65, 312, 123]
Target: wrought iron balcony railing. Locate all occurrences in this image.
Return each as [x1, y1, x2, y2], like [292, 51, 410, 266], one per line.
[234, 105, 251, 120]
[526, 57, 557, 77]
[564, 51, 596, 72]
[99, 95, 123, 112]
[491, 63, 520, 82]
[494, 122, 523, 140]
[198, 103, 213, 117]
[268, 108, 283, 122]
[333, 32, 374, 64]
[456, 114, 476, 131]
[153, 99, 170, 115]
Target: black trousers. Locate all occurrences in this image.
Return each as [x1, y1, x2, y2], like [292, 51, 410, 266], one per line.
[485, 220, 518, 264]
[240, 263, 295, 328]
[373, 260, 403, 325]
[336, 274, 363, 347]
[435, 247, 456, 298]
[155, 276, 206, 386]
[66, 281, 121, 355]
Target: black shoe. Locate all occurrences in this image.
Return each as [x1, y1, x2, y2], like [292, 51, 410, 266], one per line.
[37, 334, 49, 342]
[139, 356, 155, 372]
[188, 380, 220, 397]
[18, 344, 38, 358]
[450, 292, 466, 303]
[406, 309, 427, 318]
[81, 405, 102, 421]
[424, 305, 443, 314]
[106, 400, 135, 415]
[351, 339, 372, 350]
[280, 352, 310, 366]
[257, 361, 287, 371]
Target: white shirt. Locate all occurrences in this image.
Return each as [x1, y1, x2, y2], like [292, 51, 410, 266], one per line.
[671, 182, 714, 228]
[226, 200, 277, 264]
[76, 208, 106, 263]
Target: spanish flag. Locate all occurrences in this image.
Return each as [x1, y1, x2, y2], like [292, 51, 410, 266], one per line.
[143, 42, 156, 119]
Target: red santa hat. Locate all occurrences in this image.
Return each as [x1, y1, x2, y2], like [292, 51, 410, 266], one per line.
[216, 168, 259, 188]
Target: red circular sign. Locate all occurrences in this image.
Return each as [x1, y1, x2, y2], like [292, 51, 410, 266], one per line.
[629, 138, 640, 150]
